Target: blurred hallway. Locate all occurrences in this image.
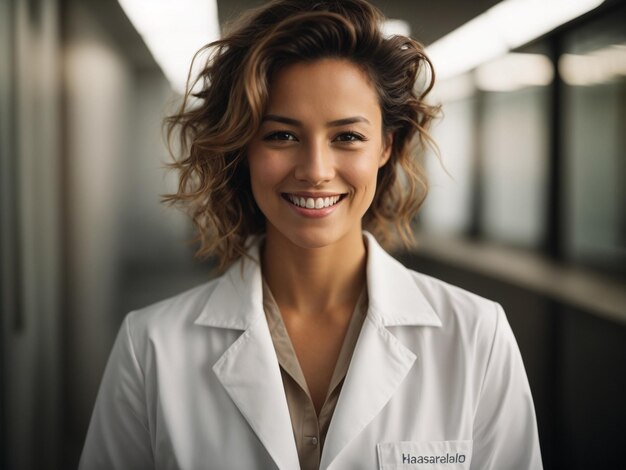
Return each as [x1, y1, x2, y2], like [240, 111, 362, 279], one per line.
[1, 0, 625, 468]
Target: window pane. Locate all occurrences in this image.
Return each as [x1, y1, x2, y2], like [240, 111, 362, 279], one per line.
[420, 83, 476, 235]
[478, 51, 551, 248]
[561, 5, 626, 275]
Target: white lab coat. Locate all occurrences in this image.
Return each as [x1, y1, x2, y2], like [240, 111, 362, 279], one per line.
[79, 232, 543, 470]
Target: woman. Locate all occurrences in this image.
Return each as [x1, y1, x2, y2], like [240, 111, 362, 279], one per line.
[80, 0, 542, 469]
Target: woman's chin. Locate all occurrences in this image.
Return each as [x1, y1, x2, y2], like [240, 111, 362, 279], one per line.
[267, 224, 361, 252]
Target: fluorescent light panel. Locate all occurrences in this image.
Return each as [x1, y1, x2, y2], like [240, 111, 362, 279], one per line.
[427, 0, 605, 81]
[382, 19, 411, 38]
[475, 53, 554, 92]
[118, 0, 220, 94]
[560, 43, 626, 86]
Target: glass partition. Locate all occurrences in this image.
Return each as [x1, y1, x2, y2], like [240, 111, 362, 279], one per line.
[561, 4, 626, 275]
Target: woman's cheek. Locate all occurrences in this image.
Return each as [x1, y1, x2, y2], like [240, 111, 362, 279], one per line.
[342, 153, 381, 186]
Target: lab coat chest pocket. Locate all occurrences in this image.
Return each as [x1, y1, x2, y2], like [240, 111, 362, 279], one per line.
[377, 440, 472, 470]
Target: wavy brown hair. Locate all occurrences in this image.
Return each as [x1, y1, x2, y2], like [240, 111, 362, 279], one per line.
[163, 0, 440, 270]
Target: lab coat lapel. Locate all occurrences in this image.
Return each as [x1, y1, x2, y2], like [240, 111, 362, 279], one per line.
[320, 233, 442, 469]
[195, 241, 300, 470]
[320, 314, 416, 469]
[212, 319, 299, 470]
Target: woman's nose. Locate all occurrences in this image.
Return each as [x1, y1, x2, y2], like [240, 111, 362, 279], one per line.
[293, 141, 335, 185]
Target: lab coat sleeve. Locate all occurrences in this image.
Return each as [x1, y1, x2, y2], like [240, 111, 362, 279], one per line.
[471, 303, 543, 470]
[79, 313, 154, 469]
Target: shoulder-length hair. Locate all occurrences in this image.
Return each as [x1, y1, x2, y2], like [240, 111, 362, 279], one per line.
[163, 0, 440, 271]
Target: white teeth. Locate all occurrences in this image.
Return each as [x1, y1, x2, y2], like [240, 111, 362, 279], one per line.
[286, 194, 342, 209]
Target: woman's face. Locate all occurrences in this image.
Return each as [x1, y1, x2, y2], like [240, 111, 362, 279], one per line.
[247, 58, 391, 250]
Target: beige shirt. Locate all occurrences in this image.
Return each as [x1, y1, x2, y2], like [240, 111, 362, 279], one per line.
[262, 279, 368, 470]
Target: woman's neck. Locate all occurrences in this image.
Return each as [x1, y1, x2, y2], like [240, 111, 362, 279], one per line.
[261, 228, 367, 317]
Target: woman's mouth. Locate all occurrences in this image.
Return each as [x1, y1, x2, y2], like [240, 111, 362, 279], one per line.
[282, 193, 346, 209]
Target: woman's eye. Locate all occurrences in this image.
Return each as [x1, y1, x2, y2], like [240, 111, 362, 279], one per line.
[334, 132, 366, 143]
[263, 131, 297, 142]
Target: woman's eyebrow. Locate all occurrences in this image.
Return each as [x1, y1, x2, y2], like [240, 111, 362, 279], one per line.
[327, 116, 371, 127]
[262, 114, 371, 127]
[263, 114, 301, 126]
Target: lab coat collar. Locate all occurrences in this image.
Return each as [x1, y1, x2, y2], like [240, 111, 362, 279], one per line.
[362, 231, 442, 328]
[193, 235, 265, 330]
[193, 232, 442, 470]
[194, 231, 442, 330]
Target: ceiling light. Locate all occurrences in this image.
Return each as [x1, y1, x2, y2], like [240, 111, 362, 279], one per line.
[475, 53, 554, 92]
[427, 0, 605, 81]
[382, 19, 411, 38]
[560, 43, 626, 86]
[117, 0, 220, 94]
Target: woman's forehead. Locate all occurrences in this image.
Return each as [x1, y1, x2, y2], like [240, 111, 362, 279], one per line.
[265, 59, 382, 124]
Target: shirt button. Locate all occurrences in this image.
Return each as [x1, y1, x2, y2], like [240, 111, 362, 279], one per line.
[308, 436, 319, 446]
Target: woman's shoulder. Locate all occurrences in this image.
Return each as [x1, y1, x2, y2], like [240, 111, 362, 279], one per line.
[400, 268, 521, 387]
[367, 233, 503, 337]
[124, 276, 223, 338]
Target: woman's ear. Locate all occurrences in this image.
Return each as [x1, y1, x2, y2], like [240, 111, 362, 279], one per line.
[379, 132, 393, 168]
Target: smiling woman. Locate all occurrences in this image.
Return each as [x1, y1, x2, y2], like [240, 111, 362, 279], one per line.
[79, 1, 543, 469]
[160, 0, 440, 270]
